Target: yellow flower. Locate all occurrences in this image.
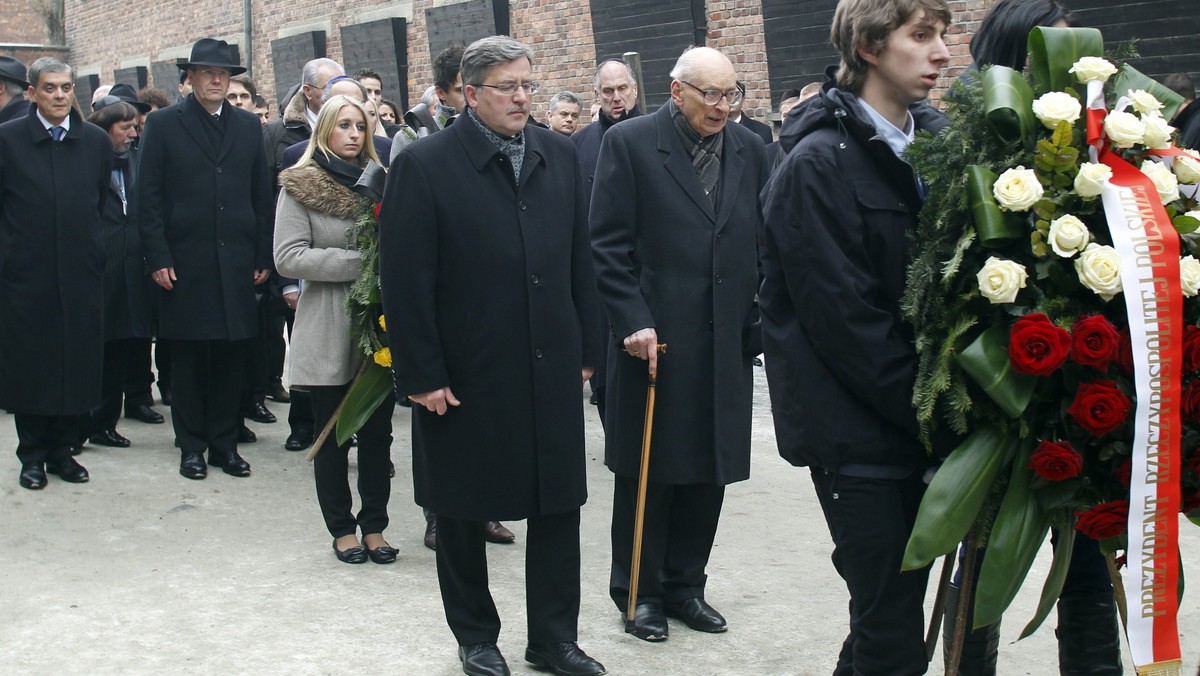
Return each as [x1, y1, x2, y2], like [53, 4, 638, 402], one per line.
[378, 314, 387, 332]
[373, 347, 392, 368]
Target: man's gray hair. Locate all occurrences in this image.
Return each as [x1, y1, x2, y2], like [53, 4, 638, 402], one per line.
[594, 59, 635, 91]
[28, 57, 73, 88]
[668, 46, 700, 82]
[2, 77, 25, 96]
[548, 91, 580, 113]
[460, 36, 534, 88]
[302, 57, 343, 87]
[321, 76, 368, 104]
[421, 85, 438, 108]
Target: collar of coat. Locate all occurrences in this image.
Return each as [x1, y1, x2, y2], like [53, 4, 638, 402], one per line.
[23, 101, 83, 143]
[278, 161, 364, 220]
[283, 88, 311, 129]
[452, 111, 547, 186]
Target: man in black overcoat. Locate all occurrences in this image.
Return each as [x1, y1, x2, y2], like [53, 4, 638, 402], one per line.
[590, 46, 767, 641]
[0, 57, 112, 489]
[379, 36, 606, 676]
[137, 38, 274, 480]
[0, 56, 29, 124]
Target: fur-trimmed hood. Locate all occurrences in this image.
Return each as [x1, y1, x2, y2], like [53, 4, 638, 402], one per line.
[278, 162, 365, 220]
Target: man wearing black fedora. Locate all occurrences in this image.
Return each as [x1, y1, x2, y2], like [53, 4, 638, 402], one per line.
[137, 38, 274, 480]
[0, 56, 30, 124]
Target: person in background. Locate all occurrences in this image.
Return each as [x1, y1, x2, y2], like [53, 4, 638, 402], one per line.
[378, 98, 401, 126]
[1164, 72, 1200, 149]
[253, 94, 269, 126]
[0, 56, 29, 123]
[728, 81, 773, 144]
[546, 91, 581, 137]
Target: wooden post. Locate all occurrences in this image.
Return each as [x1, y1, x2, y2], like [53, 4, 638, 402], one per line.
[622, 51, 647, 114]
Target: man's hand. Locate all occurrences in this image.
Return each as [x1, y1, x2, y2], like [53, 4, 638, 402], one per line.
[151, 267, 176, 290]
[622, 327, 659, 374]
[253, 269, 270, 285]
[582, 367, 595, 383]
[410, 387, 461, 415]
[283, 291, 299, 311]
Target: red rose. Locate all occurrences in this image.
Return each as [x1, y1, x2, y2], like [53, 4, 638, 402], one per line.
[1070, 315, 1119, 371]
[1009, 314, 1072, 376]
[1075, 500, 1129, 540]
[1028, 440, 1084, 481]
[1185, 325, 1200, 374]
[1116, 326, 1134, 376]
[1068, 380, 1131, 437]
[1184, 381, 1200, 425]
[1114, 458, 1131, 488]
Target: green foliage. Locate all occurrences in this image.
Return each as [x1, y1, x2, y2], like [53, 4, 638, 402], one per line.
[345, 201, 386, 359]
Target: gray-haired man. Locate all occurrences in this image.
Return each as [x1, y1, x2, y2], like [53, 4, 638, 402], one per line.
[546, 91, 581, 136]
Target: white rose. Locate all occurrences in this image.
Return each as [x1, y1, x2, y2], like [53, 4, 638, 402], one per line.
[992, 166, 1044, 212]
[1140, 113, 1174, 150]
[1031, 91, 1082, 130]
[1075, 244, 1123, 301]
[1047, 214, 1091, 258]
[1104, 111, 1144, 148]
[1175, 155, 1200, 185]
[1140, 159, 1180, 204]
[1128, 89, 1164, 116]
[977, 257, 1028, 304]
[1182, 256, 1200, 297]
[1074, 162, 1112, 199]
[1069, 57, 1118, 84]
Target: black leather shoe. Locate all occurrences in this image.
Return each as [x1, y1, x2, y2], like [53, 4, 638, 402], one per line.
[89, 428, 131, 448]
[485, 521, 515, 544]
[525, 641, 606, 675]
[125, 403, 165, 424]
[19, 462, 46, 490]
[366, 542, 399, 564]
[238, 425, 257, 444]
[68, 445, 82, 456]
[209, 451, 251, 477]
[47, 456, 89, 483]
[179, 452, 207, 479]
[266, 380, 291, 403]
[423, 517, 437, 550]
[459, 642, 510, 676]
[624, 602, 668, 641]
[159, 386, 172, 407]
[664, 597, 727, 633]
[244, 402, 276, 423]
[332, 540, 368, 564]
[284, 428, 312, 451]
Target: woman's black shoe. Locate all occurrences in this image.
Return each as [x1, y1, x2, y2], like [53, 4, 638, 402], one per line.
[366, 543, 399, 564]
[332, 540, 368, 564]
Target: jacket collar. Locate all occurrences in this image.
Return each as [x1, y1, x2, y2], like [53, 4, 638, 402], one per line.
[653, 102, 746, 229]
[454, 112, 545, 189]
[175, 94, 238, 163]
[24, 101, 83, 144]
[283, 88, 311, 130]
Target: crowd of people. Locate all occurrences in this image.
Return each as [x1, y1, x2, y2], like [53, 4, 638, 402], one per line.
[2, 0, 1198, 674]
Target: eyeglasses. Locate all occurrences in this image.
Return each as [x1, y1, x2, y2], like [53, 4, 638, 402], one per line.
[680, 81, 744, 106]
[474, 81, 540, 96]
[195, 68, 230, 80]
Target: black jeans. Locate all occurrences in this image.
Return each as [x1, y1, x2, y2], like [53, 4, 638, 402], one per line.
[309, 384, 395, 537]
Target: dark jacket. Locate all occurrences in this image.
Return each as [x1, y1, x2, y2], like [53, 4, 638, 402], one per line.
[591, 103, 767, 485]
[263, 91, 311, 194]
[737, 114, 773, 145]
[760, 77, 948, 472]
[573, 106, 641, 202]
[0, 95, 28, 124]
[100, 147, 151, 341]
[281, 135, 392, 169]
[0, 104, 112, 414]
[379, 116, 601, 521]
[136, 96, 274, 341]
[1173, 101, 1200, 151]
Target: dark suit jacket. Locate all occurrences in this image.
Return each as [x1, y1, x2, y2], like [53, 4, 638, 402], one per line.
[0, 95, 28, 124]
[136, 96, 274, 341]
[100, 147, 151, 341]
[737, 114, 773, 145]
[590, 103, 768, 485]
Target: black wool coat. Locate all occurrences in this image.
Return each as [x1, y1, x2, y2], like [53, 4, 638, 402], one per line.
[379, 116, 602, 521]
[0, 105, 112, 414]
[590, 103, 768, 486]
[136, 96, 274, 341]
[100, 148, 150, 341]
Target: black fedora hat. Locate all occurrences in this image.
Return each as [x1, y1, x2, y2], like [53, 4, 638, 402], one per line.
[179, 38, 246, 76]
[0, 56, 29, 89]
[94, 83, 152, 113]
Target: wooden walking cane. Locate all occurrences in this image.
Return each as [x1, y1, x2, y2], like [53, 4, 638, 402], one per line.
[626, 344, 668, 626]
[925, 552, 956, 661]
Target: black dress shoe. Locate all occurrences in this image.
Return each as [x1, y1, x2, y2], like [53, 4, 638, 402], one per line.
[423, 518, 437, 550]
[284, 428, 312, 451]
[125, 403, 165, 424]
[47, 456, 89, 483]
[366, 542, 399, 564]
[332, 540, 368, 564]
[244, 401, 276, 423]
[265, 380, 291, 403]
[88, 429, 131, 448]
[238, 425, 257, 444]
[19, 462, 46, 490]
[209, 451, 251, 477]
[68, 445, 82, 456]
[664, 597, 727, 633]
[624, 602, 668, 641]
[459, 642, 510, 676]
[484, 521, 516, 544]
[179, 451, 207, 479]
[525, 641, 606, 675]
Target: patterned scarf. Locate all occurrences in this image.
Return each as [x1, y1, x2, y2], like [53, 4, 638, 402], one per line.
[669, 100, 723, 209]
[467, 107, 525, 184]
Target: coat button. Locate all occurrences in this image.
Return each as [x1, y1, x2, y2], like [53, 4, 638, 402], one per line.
[535, 348, 543, 358]
[218, 204, 224, 211]
[216, 167, 222, 174]
[218, 239, 225, 246]
[519, 201, 527, 211]
[587, 176, 594, 183]
[716, 274, 723, 284]
[530, 274, 540, 285]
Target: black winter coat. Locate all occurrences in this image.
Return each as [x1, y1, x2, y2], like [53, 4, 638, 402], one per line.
[136, 96, 274, 341]
[760, 79, 947, 471]
[0, 105, 112, 414]
[100, 149, 150, 341]
[379, 116, 601, 521]
[0, 95, 27, 124]
[591, 103, 767, 485]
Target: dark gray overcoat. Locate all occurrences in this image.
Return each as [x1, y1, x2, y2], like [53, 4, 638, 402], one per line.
[101, 147, 150, 341]
[136, 96, 274, 341]
[590, 103, 768, 485]
[0, 104, 112, 414]
[379, 117, 601, 521]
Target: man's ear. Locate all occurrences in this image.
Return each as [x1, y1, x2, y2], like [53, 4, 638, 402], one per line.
[858, 42, 880, 67]
[463, 84, 478, 110]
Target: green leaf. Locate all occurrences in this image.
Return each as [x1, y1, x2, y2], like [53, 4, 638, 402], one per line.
[1051, 119, 1073, 148]
[975, 440, 1053, 628]
[983, 66, 1035, 145]
[1027, 27, 1104, 96]
[903, 426, 1012, 570]
[1173, 215, 1200, 235]
[1113, 63, 1186, 122]
[335, 363, 394, 446]
[1019, 523, 1075, 639]
[956, 326, 1039, 418]
[967, 165, 1024, 247]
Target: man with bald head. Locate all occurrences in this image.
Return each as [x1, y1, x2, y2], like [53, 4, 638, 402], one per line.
[590, 46, 767, 642]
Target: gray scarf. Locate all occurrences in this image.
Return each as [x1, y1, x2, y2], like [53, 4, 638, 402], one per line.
[669, 101, 723, 208]
[467, 107, 525, 184]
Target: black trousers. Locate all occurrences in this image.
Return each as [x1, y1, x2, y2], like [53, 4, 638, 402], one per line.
[609, 475, 725, 610]
[171, 339, 245, 458]
[122, 337, 155, 407]
[240, 300, 270, 410]
[92, 337, 139, 434]
[15, 413, 81, 464]
[310, 384, 395, 538]
[282, 311, 315, 434]
[436, 509, 581, 646]
[266, 308, 288, 383]
[811, 468, 930, 676]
